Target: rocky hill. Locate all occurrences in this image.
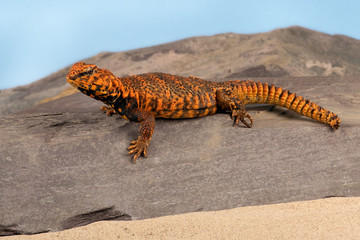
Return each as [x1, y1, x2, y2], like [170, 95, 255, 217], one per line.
[1, 26, 360, 118]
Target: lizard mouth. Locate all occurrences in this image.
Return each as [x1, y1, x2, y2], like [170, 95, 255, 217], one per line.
[66, 78, 78, 87]
[66, 74, 75, 81]
[66, 78, 87, 92]
[67, 80, 77, 88]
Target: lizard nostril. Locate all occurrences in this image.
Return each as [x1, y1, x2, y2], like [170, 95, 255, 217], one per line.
[67, 74, 75, 80]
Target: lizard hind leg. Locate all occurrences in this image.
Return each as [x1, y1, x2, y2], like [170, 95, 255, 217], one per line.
[230, 102, 254, 128]
[217, 89, 254, 128]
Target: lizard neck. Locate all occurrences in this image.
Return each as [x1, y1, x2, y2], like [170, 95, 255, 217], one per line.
[96, 75, 126, 104]
[102, 75, 138, 105]
[105, 76, 141, 116]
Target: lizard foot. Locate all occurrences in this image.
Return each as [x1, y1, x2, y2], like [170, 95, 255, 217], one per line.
[231, 109, 254, 128]
[100, 106, 116, 116]
[128, 137, 149, 163]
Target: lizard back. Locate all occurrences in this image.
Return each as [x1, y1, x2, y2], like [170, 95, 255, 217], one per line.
[120, 73, 218, 119]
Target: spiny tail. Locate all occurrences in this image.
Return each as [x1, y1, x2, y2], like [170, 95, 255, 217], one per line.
[238, 80, 340, 129]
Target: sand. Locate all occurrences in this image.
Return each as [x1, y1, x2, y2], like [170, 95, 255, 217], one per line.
[3, 197, 360, 240]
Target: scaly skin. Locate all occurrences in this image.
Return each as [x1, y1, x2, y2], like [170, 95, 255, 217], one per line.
[67, 62, 340, 162]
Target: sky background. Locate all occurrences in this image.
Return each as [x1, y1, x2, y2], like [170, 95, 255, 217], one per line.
[1, 0, 359, 90]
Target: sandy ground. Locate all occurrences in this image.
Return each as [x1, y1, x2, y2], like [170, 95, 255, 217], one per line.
[3, 197, 360, 240]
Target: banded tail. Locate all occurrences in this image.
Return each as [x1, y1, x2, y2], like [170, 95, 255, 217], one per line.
[236, 81, 340, 129]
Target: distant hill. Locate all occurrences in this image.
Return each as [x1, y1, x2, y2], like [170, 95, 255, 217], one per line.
[1, 26, 360, 118]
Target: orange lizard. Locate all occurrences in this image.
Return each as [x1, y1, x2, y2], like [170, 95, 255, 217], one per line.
[67, 62, 340, 162]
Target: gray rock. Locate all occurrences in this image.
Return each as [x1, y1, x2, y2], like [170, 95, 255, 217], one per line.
[0, 76, 359, 235]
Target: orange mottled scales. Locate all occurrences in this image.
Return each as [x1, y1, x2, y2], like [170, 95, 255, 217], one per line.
[120, 73, 218, 119]
[67, 62, 341, 163]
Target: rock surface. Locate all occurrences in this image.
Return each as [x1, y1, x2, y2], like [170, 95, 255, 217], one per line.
[1, 76, 359, 235]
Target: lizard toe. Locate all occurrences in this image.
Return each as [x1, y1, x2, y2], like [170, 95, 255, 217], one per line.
[231, 109, 254, 128]
[100, 106, 116, 116]
[128, 138, 149, 163]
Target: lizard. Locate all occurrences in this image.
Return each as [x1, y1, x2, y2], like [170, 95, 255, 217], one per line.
[67, 62, 340, 162]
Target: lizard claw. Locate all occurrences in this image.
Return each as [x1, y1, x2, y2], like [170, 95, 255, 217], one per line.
[231, 109, 254, 128]
[100, 106, 116, 116]
[128, 137, 149, 163]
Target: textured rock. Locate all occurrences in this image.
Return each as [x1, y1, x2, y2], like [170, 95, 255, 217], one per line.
[0, 76, 359, 235]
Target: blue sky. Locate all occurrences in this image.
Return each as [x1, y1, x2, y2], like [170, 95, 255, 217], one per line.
[1, 0, 359, 90]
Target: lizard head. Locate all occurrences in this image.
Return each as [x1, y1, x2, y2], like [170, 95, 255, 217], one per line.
[67, 62, 117, 101]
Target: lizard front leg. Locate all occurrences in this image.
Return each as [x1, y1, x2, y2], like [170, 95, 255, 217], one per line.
[216, 89, 254, 128]
[126, 109, 155, 163]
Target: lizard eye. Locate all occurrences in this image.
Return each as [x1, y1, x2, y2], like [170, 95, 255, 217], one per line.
[78, 67, 96, 78]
